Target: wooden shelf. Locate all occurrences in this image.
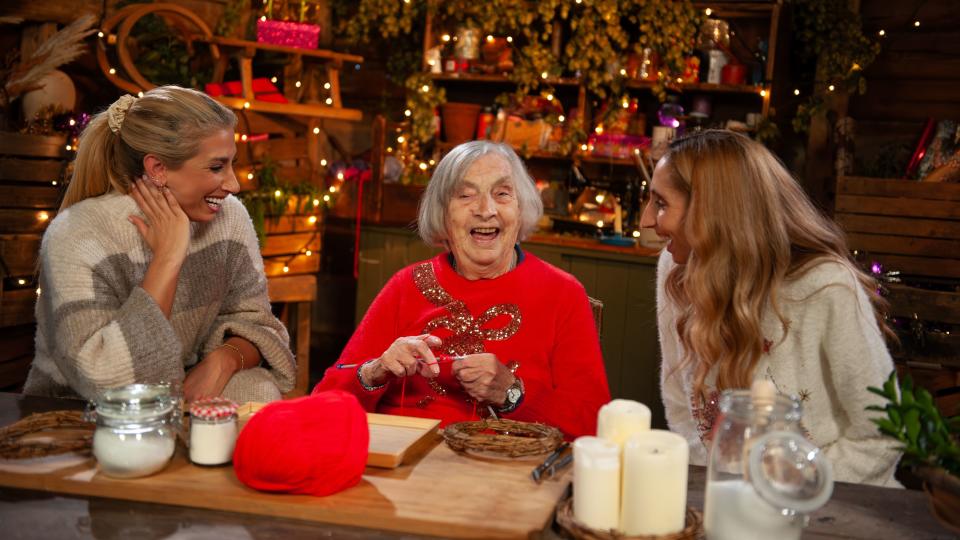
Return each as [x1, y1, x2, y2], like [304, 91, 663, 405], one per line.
[430, 73, 580, 86]
[194, 36, 364, 64]
[431, 72, 766, 95]
[627, 80, 767, 95]
[216, 96, 363, 121]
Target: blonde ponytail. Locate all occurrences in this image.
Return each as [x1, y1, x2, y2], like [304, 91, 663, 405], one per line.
[59, 86, 236, 212]
[60, 113, 124, 211]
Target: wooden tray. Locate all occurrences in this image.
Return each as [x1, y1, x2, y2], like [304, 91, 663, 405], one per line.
[0, 430, 570, 539]
[236, 403, 441, 469]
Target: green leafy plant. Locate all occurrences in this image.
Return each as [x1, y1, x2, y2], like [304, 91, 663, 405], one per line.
[791, 0, 880, 133]
[867, 370, 960, 476]
[238, 158, 326, 246]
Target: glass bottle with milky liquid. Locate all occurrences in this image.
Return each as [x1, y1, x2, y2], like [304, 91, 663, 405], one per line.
[704, 384, 834, 540]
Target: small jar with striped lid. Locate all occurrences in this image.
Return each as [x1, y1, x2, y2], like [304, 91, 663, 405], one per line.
[188, 397, 239, 466]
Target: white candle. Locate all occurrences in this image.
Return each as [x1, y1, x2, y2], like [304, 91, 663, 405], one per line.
[704, 479, 802, 540]
[620, 430, 689, 535]
[93, 427, 175, 478]
[573, 436, 621, 531]
[597, 399, 651, 448]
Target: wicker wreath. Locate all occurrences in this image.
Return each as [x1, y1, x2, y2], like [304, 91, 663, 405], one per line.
[556, 497, 703, 540]
[442, 418, 564, 458]
[0, 410, 95, 459]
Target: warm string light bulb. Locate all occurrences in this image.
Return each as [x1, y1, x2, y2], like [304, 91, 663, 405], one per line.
[313, 127, 320, 134]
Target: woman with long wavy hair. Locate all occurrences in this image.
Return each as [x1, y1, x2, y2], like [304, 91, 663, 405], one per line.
[641, 129, 900, 486]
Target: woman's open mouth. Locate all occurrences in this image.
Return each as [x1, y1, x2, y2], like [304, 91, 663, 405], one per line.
[204, 196, 224, 212]
[470, 227, 500, 242]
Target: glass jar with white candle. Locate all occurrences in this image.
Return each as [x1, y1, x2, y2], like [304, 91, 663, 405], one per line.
[188, 397, 238, 466]
[704, 390, 833, 540]
[90, 384, 177, 479]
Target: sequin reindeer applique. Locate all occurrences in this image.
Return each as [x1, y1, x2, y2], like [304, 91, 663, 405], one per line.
[411, 263, 521, 410]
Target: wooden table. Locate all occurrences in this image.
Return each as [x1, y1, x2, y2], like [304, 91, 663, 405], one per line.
[0, 393, 955, 539]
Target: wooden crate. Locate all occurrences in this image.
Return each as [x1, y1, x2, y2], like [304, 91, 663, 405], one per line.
[836, 176, 960, 415]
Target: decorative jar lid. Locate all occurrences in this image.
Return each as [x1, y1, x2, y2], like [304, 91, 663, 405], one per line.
[189, 397, 239, 420]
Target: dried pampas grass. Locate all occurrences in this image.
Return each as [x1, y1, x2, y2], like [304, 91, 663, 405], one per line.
[2, 14, 96, 105]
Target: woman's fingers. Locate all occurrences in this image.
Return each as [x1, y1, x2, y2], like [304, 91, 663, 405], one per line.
[130, 180, 157, 221]
[128, 215, 148, 238]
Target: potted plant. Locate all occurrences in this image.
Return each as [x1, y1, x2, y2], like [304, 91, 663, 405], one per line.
[868, 371, 960, 533]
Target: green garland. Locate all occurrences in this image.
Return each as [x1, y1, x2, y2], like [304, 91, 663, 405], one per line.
[337, 0, 702, 148]
[238, 158, 326, 247]
[791, 0, 880, 133]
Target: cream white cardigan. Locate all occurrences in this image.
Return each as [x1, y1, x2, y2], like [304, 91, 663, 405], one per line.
[656, 252, 902, 487]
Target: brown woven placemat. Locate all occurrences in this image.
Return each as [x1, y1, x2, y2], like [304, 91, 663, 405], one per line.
[0, 410, 95, 459]
[556, 496, 703, 540]
[442, 418, 563, 458]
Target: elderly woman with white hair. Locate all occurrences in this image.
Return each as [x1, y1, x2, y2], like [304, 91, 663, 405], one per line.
[313, 141, 609, 437]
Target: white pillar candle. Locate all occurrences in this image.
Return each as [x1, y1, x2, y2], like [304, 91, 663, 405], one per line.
[621, 429, 689, 536]
[573, 436, 621, 531]
[597, 399, 651, 448]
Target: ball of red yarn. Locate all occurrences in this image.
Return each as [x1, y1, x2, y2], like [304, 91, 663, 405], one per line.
[233, 390, 369, 496]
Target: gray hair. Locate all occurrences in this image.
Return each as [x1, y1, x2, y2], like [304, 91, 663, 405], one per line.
[417, 141, 543, 246]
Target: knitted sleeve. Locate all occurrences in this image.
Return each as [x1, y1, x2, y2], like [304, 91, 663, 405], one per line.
[311, 267, 407, 409]
[509, 275, 611, 439]
[655, 252, 707, 463]
[815, 270, 902, 486]
[34, 214, 184, 400]
[200, 197, 296, 394]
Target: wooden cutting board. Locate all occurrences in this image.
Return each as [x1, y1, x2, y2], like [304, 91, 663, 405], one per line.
[0, 412, 571, 539]
[237, 403, 439, 468]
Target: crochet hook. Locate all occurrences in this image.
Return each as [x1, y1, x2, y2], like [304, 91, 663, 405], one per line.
[334, 355, 466, 370]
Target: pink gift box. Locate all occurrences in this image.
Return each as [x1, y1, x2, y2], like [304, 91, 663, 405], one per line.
[587, 133, 650, 159]
[256, 19, 321, 50]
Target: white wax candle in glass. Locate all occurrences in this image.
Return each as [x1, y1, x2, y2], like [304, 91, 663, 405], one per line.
[596, 399, 651, 448]
[621, 429, 689, 535]
[573, 436, 621, 531]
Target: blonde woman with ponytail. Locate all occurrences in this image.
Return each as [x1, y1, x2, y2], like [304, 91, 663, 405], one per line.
[641, 129, 901, 486]
[25, 86, 295, 404]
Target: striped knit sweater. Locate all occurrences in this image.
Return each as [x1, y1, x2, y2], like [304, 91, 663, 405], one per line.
[25, 192, 296, 403]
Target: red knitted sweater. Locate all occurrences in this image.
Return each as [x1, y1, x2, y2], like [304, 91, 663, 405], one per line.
[312, 252, 610, 438]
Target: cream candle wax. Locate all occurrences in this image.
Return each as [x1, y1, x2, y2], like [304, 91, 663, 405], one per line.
[621, 429, 689, 535]
[573, 436, 621, 531]
[596, 399, 651, 448]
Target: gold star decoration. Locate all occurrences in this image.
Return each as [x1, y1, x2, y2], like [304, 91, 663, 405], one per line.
[798, 389, 811, 402]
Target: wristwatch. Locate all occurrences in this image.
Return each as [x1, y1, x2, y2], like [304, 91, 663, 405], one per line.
[498, 375, 524, 414]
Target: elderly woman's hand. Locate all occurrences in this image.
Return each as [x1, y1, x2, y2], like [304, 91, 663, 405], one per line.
[360, 334, 442, 388]
[451, 354, 515, 406]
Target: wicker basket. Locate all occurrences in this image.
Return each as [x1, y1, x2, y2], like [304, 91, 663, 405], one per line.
[555, 497, 703, 540]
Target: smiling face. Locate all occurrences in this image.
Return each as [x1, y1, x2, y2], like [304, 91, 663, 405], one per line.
[639, 157, 692, 264]
[149, 129, 239, 222]
[444, 153, 522, 280]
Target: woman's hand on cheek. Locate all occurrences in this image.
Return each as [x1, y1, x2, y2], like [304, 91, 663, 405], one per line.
[128, 176, 190, 265]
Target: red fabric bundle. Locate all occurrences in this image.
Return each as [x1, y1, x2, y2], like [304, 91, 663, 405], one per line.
[233, 390, 369, 496]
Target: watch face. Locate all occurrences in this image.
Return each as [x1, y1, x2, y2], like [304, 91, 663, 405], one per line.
[507, 387, 521, 404]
